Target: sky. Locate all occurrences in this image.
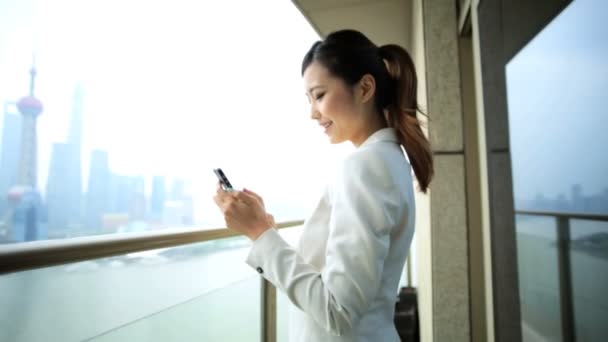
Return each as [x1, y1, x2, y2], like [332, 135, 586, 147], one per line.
[0, 0, 355, 226]
[506, 0, 608, 203]
[1, 0, 606, 227]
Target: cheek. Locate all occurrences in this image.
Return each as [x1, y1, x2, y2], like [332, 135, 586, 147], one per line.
[322, 92, 354, 123]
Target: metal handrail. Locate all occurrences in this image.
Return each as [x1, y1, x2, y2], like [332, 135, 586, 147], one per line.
[515, 209, 608, 342]
[0, 220, 305, 275]
[515, 209, 608, 221]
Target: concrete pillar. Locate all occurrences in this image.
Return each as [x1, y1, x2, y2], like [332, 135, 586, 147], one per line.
[473, 1, 572, 341]
[422, 1, 471, 341]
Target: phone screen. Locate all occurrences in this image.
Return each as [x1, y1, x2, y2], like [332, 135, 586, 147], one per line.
[213, 168, 234, 191]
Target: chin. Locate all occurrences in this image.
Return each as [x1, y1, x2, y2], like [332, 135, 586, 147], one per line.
[328, 135, 345, 144]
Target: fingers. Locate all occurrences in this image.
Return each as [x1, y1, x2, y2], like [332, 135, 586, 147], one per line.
[214, 193, 231, 211]
[216, 194, 248, 216]
[243, 188, 264, 207]
[214, 188, 265, 221]
[216, 182, 228, 195]
[215, 182, 236, 205]
[243, 188, 261, 199]
[233, 191, 259, 207]
[266, 213, 276, 228]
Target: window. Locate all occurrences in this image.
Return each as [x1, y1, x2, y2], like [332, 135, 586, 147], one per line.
[507, 0, 608, 340]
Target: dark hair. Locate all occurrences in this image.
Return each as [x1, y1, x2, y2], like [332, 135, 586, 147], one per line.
[302, 29, 433, 193]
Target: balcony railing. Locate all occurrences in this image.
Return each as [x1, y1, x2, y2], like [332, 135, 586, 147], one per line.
[0, 220, 304, 342]
[515, 210, 608, 342]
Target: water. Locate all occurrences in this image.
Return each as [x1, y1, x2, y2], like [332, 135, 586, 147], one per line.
[516, 216, 608, 342]
[0, 242, 260, 342]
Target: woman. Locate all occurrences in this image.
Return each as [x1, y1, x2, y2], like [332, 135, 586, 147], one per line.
[214, 29, 433, 341]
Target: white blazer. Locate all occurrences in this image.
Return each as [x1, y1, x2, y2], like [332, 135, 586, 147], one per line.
[246, 128, 415, 342]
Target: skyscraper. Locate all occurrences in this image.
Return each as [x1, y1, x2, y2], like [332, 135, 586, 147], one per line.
[84, 150, 111, 233]
[149, 176, 166, 221]
[0, 102, 22, 216]
[170, 179, 185, 201]
[5, 62, 47, 242]
[46, 143, 81, 234]
[130, 176, 146, 221]
[162, 178, 194, 226]
[109, 174, 139, 215]
[67, 84, 83, 219]
[45, 85, 84, 235]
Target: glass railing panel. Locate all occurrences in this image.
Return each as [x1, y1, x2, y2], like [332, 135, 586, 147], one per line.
[506, 0, 608, 340]
[0, 236, 260, 342]
[90, 276, 260, 342]
[277, 290, 291, 342]
[515, 214, 562, 341]
[276, 225, 304, 342]
[569, 219, 608, 341]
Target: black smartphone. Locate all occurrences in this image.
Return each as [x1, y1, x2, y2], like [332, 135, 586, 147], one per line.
[213, 168, 234, 192]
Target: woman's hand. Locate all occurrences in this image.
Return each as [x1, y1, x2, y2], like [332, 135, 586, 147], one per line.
[213, 185, 275, 241]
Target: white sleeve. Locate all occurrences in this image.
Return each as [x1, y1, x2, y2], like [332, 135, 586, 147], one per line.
[246, 151, 398, 336]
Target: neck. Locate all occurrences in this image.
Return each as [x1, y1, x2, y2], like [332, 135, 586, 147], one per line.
[351, 113, 388, 147]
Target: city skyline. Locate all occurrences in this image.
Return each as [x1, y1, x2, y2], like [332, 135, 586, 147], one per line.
[0, 0, 605, 242]
[0, 68, 198, 241]
[0, 0, 331, 236]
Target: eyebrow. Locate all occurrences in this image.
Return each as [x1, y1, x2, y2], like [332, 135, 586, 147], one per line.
[307, 85, 324, 94]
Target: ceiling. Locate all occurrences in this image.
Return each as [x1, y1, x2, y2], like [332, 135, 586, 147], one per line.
[292, 0, 413, 48]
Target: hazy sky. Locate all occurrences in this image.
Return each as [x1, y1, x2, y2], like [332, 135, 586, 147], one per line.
[506, 0, 608, 202]
[0, 0, 355, 225]
[1, 0, 606, 227]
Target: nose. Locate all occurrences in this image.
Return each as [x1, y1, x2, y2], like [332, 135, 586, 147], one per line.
[310, 104, 321, 120]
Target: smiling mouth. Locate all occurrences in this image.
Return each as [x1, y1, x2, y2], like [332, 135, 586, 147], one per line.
[320, 122, 333, 129]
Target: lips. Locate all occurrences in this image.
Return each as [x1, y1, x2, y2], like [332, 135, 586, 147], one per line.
[320, 121, 333, 129]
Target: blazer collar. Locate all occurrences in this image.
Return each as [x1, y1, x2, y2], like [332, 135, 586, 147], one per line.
[359, 128, 399, 148]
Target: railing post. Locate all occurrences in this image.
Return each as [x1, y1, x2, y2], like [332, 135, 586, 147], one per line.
[261, 278, 276, 342]
[556, 216, 576, 342]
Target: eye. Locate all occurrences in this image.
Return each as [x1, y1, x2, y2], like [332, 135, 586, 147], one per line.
[315, 92, 325, 101]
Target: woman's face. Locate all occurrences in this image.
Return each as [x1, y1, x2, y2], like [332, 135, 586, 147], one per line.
[303, 61, 364, 145]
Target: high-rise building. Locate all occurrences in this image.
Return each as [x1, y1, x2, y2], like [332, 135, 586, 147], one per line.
[130, 176, 146, 221]
[5, 62, 47, 242]
[0, 102, 22, 216]
[45, 85, 84, 235]
[84, 150, 111, 234]
[46, 143, 82, 234]
[108, 174, 140, 216]
[149, 176, 166, 221]
[170, 179, 185, 201]
[162, 178, 194, 226]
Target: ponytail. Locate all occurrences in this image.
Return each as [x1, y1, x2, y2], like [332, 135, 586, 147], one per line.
[379, 44, 434, 193]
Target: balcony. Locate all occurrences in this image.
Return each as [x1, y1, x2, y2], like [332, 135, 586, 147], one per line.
[0, 220, 304, 341]
[1, 0, 607, 341]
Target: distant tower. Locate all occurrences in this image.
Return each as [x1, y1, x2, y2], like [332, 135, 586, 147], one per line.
[5, 60, 47, 242]
[0, 102, 22, 215]
[163, 179, 194, 226]
[571, 184, 583, 211]
[84, 150, 111, 234]
[149, 176, 166, 221]
[132, 177, 146, 220]
[46, 84, 84, 235]
[170, 179, 185, 201]
[16, 62, 43, 188]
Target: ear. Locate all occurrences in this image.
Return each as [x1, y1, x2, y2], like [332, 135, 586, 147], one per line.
[356, 74, 376, 104]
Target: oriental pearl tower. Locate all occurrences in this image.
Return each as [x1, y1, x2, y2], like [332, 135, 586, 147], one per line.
[3, 61, 47, 242]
